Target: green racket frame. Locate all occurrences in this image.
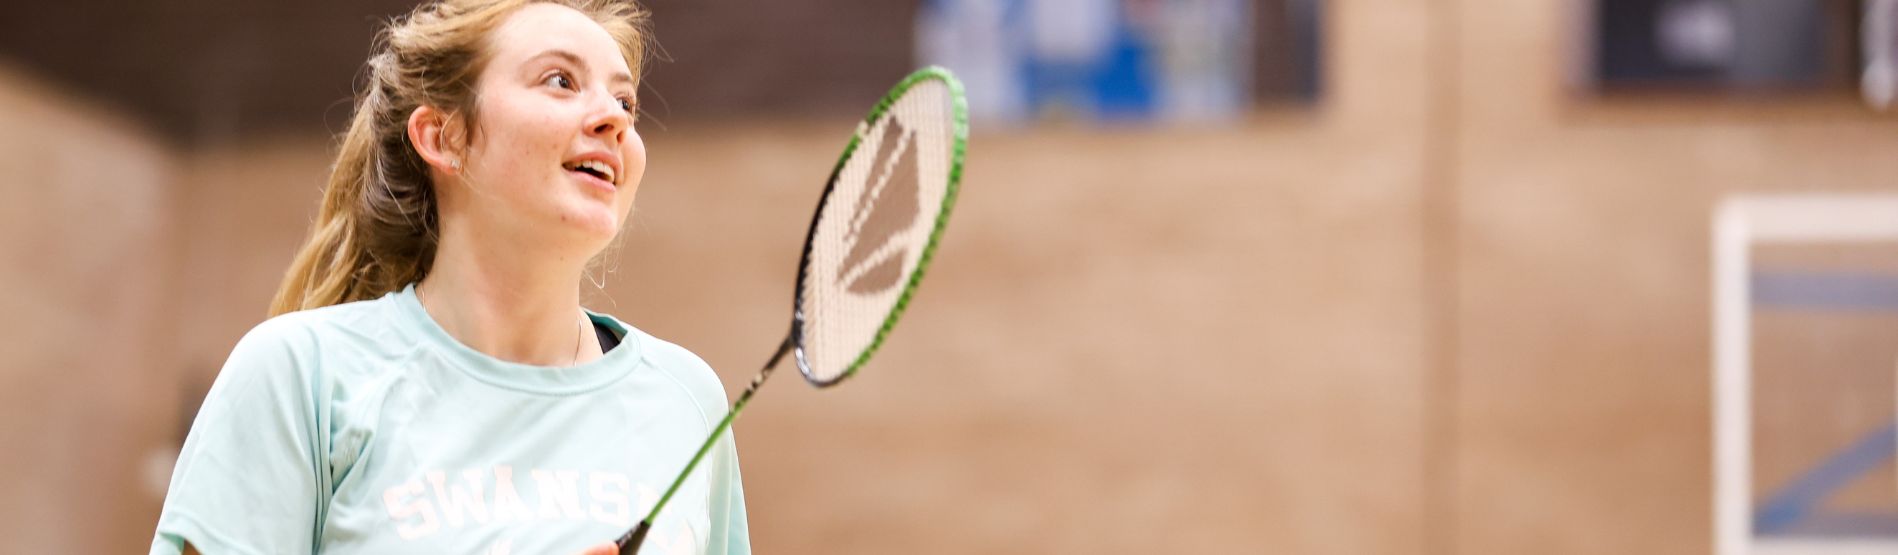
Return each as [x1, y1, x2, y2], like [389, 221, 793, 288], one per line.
[618, 66, 967, 555]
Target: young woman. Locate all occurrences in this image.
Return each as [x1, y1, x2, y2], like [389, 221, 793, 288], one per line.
[150, 1, 749, 553]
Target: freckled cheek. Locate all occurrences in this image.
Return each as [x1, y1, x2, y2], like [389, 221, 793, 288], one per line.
[491, 103, 562, 157]
[476, 109, 564, 181]
[530, 114, 569, 162]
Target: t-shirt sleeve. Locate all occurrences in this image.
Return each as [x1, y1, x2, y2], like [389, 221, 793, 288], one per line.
[706, 429, 751, 555]
[151, 318, 329, 555]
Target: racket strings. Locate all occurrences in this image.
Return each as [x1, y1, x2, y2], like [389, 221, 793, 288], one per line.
[837, 120, 920, 292]
[843, 118, 915, 243]
[800, 80, 957, 382]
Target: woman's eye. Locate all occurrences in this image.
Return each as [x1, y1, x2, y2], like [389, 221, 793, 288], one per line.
[617, 97, 634, 112]
[543, 73, 574, 90]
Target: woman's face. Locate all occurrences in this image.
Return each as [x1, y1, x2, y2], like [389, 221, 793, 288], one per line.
[454, 4, 643, 256]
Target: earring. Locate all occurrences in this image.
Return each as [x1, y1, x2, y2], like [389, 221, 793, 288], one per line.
[450, 159, 461, 170]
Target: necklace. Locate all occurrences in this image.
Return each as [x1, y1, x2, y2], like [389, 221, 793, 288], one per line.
[418, 285, 587, 367]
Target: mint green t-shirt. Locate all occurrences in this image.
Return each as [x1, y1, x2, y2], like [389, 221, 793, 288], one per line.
[151, 285, 749, 554]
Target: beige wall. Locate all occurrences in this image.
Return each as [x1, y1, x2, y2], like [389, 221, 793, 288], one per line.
[0, 64, 180, 552]
[172, 139, 332, 379]
[9, 0, 1898, 553]
[1450, 2, 1898, 553]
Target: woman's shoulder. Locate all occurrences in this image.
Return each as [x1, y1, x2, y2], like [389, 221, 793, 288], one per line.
[258, 291, 403, 334]
[230, 292, 412, 365]
[609, 320, 730, 407]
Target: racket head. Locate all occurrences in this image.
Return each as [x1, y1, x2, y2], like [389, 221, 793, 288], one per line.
[789, 66, 968, 387]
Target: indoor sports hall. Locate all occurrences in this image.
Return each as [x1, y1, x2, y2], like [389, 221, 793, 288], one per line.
[3, 1, 1896, 553]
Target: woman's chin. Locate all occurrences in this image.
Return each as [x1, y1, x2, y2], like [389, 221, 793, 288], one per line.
[559, 204, 625, 244]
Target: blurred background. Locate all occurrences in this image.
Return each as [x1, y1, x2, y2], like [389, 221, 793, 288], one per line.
[4, 0, 1898, 552]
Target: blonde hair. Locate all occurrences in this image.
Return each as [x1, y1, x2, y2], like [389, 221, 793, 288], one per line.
[269, 0, 650, 316]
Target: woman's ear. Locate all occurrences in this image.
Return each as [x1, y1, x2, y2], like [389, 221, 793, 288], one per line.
[407, 105, 464, 174]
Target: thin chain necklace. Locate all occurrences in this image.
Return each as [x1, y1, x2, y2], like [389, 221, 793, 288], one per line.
[418, 285, 587, 367]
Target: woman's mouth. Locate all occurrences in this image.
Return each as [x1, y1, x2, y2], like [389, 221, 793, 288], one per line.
[562, 159, 616, 185]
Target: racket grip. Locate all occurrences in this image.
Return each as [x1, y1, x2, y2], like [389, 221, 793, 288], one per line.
[616, 520, 652, 555]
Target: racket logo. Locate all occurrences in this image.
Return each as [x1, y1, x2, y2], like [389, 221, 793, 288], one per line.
[837, 117, 922, 296]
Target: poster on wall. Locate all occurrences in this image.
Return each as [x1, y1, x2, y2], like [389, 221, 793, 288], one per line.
[917, 0, 1321, 124]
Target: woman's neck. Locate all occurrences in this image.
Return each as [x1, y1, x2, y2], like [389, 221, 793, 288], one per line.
[416, 230, 601, 367]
